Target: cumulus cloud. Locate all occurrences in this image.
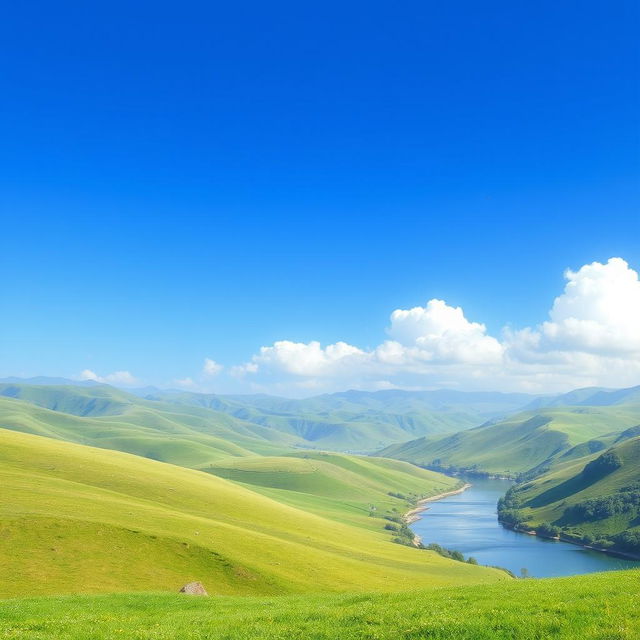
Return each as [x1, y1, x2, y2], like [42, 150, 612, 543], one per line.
[78, 369, 139, 386]
[202, 358, 223, 376]
[230, 257, 640, 394]
[388, 299, 504, 364]
[232, 300, 505, 392]
[541, 258, 640, 355]
[498, 257, 640, 391]
[250, 340, 367, 377]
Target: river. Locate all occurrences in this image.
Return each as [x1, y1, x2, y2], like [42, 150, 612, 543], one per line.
[409, 476, 639, 578]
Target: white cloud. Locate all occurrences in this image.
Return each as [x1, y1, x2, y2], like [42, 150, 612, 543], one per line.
[230, 257, 640, 394]
[388, 299, 504, 364]
[233, 301, 504, 392]
[78, 369, 139, 386]
[174, 377, 196, 388]
[541, 258, 640, 355]
[230, 362, 258, 377]
[202, 358, 223, 376]
[249, 340, 367, 377]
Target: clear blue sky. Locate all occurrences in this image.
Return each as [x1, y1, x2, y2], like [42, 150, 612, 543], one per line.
[1, 1, 639, 393]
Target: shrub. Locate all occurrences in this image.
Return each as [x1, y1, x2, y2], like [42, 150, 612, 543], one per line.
[612, 530, 640, 553]
[537, 523, 560, 538]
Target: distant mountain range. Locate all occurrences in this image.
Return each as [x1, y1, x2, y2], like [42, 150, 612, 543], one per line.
[0, 378, 536, 451]
[4, 377, 640, 455]
[0, 376, 101, 386]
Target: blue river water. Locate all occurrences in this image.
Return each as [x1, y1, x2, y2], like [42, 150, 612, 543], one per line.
[409, 476, 639, 578]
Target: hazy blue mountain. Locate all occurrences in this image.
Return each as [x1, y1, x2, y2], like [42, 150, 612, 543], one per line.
[523, 385, 640, 411]
[0, 376, 99, 387]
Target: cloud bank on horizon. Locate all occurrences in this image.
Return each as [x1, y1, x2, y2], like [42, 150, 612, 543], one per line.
[78, 257, 640, 395]
[230, 257, 640, 394]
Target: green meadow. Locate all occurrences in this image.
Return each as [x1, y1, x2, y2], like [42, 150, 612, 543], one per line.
[1, 570, 637, 640]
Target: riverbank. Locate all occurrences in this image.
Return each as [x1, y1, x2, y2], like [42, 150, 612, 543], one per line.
[404, 483, 472, 525]
[500, 522, 640, 561]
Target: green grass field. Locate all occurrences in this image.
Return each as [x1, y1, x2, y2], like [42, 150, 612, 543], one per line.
[1, 570, 637, 639]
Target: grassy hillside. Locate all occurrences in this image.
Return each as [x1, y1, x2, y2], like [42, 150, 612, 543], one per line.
[380, 406, 640, 476]
[0, 383, 134, 416]
[0, 428, 506, 598]
[0, 389, 303, 469]
[205, 451, 459, 530]
[501, 436, 640, 554]
[1, 570, 637, 639]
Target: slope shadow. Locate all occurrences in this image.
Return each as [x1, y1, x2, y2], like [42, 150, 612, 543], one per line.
[525, 473, 599, 509]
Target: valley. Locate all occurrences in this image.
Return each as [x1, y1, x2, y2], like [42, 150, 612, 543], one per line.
[0, 382, 638, 638]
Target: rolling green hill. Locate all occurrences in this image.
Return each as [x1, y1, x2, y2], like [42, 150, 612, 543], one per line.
[0, 427, 506, 598]
[0, 386, 304, 468]
[379, 406, 640, 476]
[500, 436, 640, 554]
[204, 451, 459, 529]
[1, 570, 637, 639]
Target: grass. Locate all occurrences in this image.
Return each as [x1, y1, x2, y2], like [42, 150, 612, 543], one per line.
[0, 570, 637, 639]
[381, 406, 640, 475]
[0, 428, 506, 598]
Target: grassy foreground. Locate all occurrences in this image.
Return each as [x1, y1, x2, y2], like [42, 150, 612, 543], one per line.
[1, 570, 637, 639]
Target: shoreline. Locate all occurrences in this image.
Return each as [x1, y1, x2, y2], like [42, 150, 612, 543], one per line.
[404, 482, 472, 525]
[501, 522, 640, 562]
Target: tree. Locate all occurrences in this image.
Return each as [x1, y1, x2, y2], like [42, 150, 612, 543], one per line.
[537, 522, 560, 538]
[582, 451, 622, 480]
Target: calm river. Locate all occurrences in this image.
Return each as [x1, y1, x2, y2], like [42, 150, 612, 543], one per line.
[409, 476, 639, 578]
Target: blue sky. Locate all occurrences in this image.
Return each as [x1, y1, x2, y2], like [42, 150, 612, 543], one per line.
[1, 1, 639, 395]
